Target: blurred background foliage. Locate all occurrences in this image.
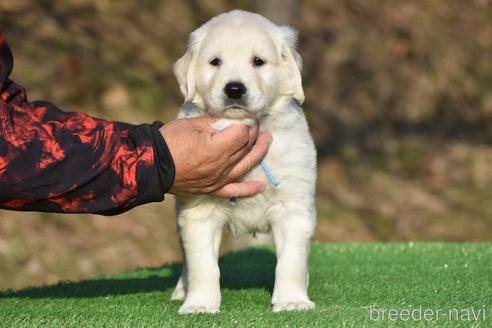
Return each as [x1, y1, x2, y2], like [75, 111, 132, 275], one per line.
[0, 0, 491, 290]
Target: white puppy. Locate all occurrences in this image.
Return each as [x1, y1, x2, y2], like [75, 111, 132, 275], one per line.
[171, 10, 317, 314]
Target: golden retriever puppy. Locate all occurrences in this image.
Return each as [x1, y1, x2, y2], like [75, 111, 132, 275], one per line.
[171, 10, 316, 314]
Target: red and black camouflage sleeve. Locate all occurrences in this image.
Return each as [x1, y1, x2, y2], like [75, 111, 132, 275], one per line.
[0, 27, 175, 215]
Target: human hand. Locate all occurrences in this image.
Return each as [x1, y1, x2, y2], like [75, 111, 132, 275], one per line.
[159, 116, 272, 198]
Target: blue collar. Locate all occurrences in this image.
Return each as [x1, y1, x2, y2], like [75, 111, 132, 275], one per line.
[229, 160, 279, 205]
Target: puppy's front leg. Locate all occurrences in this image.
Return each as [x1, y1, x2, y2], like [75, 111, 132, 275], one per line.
[271, 206, 315, 312]
[170, 239, 188, 301]
[178, 215, 223, 314]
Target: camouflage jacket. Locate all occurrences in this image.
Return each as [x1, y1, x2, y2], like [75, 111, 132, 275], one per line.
[0, 27, 174, 215]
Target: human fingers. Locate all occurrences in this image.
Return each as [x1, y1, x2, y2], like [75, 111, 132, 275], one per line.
[213, 180, 266, 198]
[222, 123, 263, 167]
[226, 132, 272, 181]
[211, 123, 254, 156]
[246, 123, 259, 151]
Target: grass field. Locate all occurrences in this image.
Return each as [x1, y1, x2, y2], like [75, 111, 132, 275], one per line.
[2, 0, 492, 291]
[0, 242, 490, 327]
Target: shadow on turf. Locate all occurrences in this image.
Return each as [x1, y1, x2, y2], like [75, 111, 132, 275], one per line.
[0, 247, 276, 299]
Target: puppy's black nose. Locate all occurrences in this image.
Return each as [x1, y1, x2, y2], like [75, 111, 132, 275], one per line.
[224, 82, 247, 99]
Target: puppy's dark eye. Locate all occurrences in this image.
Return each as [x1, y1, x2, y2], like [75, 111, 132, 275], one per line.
[210, 57, 221, 66]
[253, 57, 265, 66]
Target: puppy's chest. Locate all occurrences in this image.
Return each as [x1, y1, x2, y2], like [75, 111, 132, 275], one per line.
[225, 183, 281, 236]
[224, 134, 289, 235]
[209, 112, 314, 236]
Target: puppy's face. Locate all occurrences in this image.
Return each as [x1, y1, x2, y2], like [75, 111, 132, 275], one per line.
[174, 10, 304, 119]
[195, 25, 279, 119]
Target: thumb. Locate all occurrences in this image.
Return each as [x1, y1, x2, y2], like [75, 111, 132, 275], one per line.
[213, 181, 266, 198]
[188, 115, 216, 132]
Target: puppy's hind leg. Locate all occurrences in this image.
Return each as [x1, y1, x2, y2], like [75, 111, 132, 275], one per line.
[178, 215, 223, 314]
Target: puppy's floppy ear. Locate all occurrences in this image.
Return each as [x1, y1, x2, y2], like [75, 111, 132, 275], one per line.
[173, 29, 204, 102]
[173, 50, 195, 101]
[278, 26, 304, 105]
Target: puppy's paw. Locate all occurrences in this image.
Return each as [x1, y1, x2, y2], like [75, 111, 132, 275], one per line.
[171, 286, 186, 301]
[272, 299, 315, 312]
[178, 302, 220, 314]
[178, 290, 221, 314]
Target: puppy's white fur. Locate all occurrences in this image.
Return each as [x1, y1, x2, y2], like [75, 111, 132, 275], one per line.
[171, 10, 316, 314]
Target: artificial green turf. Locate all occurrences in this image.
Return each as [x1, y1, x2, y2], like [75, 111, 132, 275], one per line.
[0, 243, 490, 327]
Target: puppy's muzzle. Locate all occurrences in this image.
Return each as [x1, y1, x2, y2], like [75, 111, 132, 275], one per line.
[224, 81, 247, 99]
